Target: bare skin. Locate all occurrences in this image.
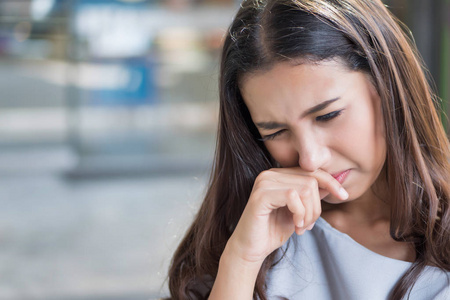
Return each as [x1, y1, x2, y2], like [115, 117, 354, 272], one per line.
[209, 60, 415, 299]
[321, 180, 416, 263]
[321, 207, 416, 263]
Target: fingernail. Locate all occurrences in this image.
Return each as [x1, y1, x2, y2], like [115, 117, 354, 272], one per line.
[306, 222, 315, 230]
[296, 228, 306, 235]
[298, 220, 304, 228]
[339, 187, 349, 200]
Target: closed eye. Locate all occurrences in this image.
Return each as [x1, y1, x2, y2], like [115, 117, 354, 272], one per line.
[258, 109, 344, 141]
[316, 109, 344, 122]
[258, 129, 287, 141]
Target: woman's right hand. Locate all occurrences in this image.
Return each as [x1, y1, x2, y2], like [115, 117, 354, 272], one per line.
[225, 167, 349, 265]
[209, 167, 349, 299]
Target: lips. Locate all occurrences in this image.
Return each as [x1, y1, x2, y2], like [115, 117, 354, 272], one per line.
[331, 169, 351, 184]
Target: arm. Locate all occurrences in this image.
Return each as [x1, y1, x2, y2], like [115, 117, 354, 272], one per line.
[209, 242, 262, 300]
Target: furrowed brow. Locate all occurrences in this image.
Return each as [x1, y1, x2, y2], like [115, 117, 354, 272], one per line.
[254, 98, 340, 130]
[255, 121, 286, 130]
[302, 98, 340, 117]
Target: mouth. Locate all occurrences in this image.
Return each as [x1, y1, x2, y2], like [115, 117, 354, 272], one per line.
[331, 169, 351, 184]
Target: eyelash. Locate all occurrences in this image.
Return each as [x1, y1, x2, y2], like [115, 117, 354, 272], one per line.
[259, 109, 344, 141]
[259, 130, 287, 141]
[315, 109, 344, 122]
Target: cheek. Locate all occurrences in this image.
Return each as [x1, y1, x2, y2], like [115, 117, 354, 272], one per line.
[265, 142, 298, 167]
[341, 104, 386, 168]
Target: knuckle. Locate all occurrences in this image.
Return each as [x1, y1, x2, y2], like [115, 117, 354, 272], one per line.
[256, 178, 272, 189]
[286, 188, 297, 199]
[306, 177, 318, 189]
[255, 171, 271, 185]
[250, 187, 264, 200]
[300, 187, 313, 198]
[255, 170, 279, 188]
[258, 170, 274, 180]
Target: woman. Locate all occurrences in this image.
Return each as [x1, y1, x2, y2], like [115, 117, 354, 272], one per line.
[167, 0, 450, 299]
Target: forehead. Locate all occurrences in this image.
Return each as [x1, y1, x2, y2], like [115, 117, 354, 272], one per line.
[240, 58, 349, 84]
[240, 60, 354, 107]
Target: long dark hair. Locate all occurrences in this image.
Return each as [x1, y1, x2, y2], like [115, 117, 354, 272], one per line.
[166, 0, 450, 299]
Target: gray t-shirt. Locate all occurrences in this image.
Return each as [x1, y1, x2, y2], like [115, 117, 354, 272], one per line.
[266, 217, 450, 299]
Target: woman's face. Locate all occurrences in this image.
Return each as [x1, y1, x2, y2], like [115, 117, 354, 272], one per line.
[240, 60, 386, 203]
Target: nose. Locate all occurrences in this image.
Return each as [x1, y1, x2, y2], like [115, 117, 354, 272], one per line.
[294, 130, 330, 172]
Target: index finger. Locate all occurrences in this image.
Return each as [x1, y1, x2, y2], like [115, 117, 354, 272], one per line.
[269, 167, 349, 200]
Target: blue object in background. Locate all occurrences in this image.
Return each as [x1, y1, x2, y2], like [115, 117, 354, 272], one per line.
[72, 0, 158, 107]
[90, 58, 157, 106]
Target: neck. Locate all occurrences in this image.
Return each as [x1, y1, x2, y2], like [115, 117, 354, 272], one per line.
[340, 185, 390, 224]
[325, 172, 391, 224]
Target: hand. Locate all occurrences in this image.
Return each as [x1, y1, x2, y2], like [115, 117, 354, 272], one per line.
[226, 167, 348, 264]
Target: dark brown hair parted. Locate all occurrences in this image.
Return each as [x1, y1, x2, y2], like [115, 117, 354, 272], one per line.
[166, 0, 450, 299]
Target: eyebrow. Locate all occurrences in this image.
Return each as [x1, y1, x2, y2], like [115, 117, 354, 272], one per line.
[255, 97, 340, 130]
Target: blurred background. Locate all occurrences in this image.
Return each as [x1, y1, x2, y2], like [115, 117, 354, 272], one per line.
[0, 0, 448, 299]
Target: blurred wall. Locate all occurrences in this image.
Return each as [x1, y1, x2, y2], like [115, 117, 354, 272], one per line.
[0, 1, 237, 299]
[385, 0, 450, 133]
[0, 0, 237, 176]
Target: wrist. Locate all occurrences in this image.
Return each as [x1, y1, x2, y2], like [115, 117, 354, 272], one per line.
[220, 241, 265, 273]
[209, 241, 263, 300]
[224, 234, 269, 266]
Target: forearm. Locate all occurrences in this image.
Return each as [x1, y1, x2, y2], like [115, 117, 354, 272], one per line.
[209, 243, 263, 300]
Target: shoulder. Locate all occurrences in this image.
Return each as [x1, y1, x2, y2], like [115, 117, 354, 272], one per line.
[410, 266, 450, 299]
